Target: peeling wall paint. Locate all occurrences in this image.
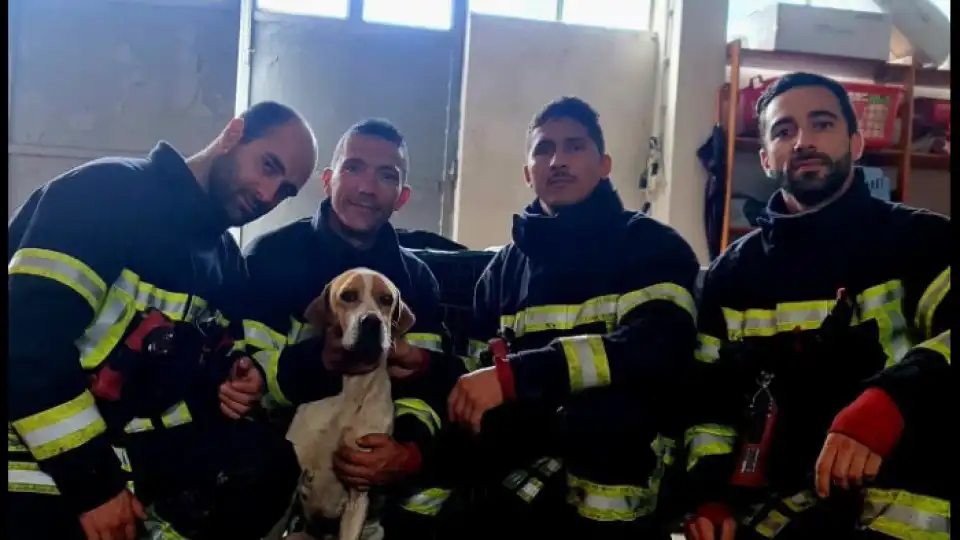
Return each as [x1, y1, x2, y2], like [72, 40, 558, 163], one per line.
[8, 0, 239, 215]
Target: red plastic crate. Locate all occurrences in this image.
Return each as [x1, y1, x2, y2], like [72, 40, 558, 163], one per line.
[735, 78, 903, 148]
[843, 82, 904, 148]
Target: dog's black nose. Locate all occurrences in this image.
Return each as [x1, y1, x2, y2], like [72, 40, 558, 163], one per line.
[359, 314, 382, 335]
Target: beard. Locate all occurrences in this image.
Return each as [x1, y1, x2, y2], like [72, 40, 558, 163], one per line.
[769, 148, 853, 208]
[207, 153, 238, 209]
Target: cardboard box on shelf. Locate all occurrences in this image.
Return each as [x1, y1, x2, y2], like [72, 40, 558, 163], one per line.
[743, 4, 893, 62]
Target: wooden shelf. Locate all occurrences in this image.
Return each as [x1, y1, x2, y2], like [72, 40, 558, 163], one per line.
[716, 40, 951, 255]
[730, 47, 951, 89]
[733, 137, 951, 171]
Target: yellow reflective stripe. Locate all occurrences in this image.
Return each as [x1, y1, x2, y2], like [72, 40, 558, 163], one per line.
[722, 280, 911, 367]
[684, 424, 736, 472]
[253, 349, 290, 407]
[242, 319, 287, 351]
[9, 248, 108, 311]
[617, 282, 697, 321]
[400, 487, 452, 516]
[500, 295, 619, 338]
[861, 488, 950, 540]
[8, 426, 28, 453]
[8, 461, 60, 495]
[754, 509, 790, 538]
[288, 318, 320, 345]
[113, 446, 132, 473]
[405, 332, 443, 353]
[144, 504, 190, 539]
[566, 473, 655, 522]
[782, 490, 817, 513]
[12, 390, 106, 460]
[160, 402, 192, 428]
[915, 267, 950, 340]
[121, 401, 193, 435]
[124, 418, 155, 434]
[394, 398, 441, 436]
[76, 269, 212, 369]
[695, 333, 722, 364]
[229, 339, 247, 355]
[468, 339, 488, 361]
[559, 335, 611, 393]
[459, 355, 481, 372]
[914, 330, 951, 364]
[517, 476, 544, 503]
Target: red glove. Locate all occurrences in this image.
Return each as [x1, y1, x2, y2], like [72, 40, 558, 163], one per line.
[684, 503, 735, 540]
[830, 388, 904, 457]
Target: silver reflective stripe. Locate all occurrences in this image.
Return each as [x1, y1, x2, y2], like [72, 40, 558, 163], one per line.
[124, 418, 154, 434]
[8, 463, 59, 492]
[502, 297, 618, 338]
[754, 509, 791, 538]
[518, 477, 544, 502]
[915, 267, 950, 338]
[695, 333, 722, 363]
[9, 249, 107, 309]
[401, 488, 452, 516]
[406, 333, 443, 353]
[242, 321, 285, 350]
[617, 283, 697, 321]
[722, 281, 912, 366]
[861, 489, 951, 538]
[76, 286, 133, 361]
[18, 404, 102, 451]
[558, 335, 611, 392]
[566, 474, 653, 521]
[467, 339, 487, 361]
[160, 402, 191, 429]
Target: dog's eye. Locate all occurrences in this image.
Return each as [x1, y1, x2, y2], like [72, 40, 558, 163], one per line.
[340, 290, 359, 303]
[377, 294, 392, 306]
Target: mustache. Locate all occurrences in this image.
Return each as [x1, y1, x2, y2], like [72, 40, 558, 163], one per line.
[789, 150, 834, 169]
[548, 172, 576, 182]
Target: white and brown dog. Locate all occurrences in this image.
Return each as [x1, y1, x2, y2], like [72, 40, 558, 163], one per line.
[284, 268, 415, 540]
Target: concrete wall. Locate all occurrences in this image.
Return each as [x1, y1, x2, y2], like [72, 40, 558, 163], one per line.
[454, 13, 658, 250]
[8, 0, 239, 216]
[237, 8, 466, 247]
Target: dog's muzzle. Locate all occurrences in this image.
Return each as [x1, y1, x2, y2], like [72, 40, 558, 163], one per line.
[349, 313, 387, 363]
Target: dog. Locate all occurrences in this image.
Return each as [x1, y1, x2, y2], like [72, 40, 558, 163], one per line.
[283, 268, 415, 540]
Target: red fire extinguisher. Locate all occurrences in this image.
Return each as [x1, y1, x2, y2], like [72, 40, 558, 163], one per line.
[731, 371, 777, 489]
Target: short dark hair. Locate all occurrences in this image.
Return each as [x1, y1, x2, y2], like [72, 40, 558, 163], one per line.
[331, 118, 410, 177]
[238, 100, 311, 143]
[528, 96, 606, 156]
[755, 72, 859, 137]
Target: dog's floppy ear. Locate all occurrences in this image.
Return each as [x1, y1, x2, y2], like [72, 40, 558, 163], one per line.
[393, 297, 416, 336]
[304, 282, 334, 330]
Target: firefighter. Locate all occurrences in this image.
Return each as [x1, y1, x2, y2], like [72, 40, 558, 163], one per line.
[682, 72, 951, 540]
[8, 101, 319, 540]
[239, 118, 467, 540]
[448, 96, 701, 540]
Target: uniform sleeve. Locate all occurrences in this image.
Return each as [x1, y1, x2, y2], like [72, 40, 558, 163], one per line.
[8, 172, 131, 513]
[465, 252, 504, 372]
[392, 262, 465, 458]
[682, 261, 742, 508]
[507, 227, 700, 407]
[865, 211, 951, 424]
[238, 236, 342, 408]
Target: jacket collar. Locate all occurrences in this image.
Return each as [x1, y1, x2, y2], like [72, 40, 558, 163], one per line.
[311, 198, 404, 265]
[147, 141, 229, 238]
[512, 178, 625, 258]
[758, 169, 874, 254]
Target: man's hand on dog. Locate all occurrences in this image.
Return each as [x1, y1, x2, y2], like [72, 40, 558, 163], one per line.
[219, 357, 264, 420]
[79, 488, 146, 540]
[388, 338, 428, 379]
[333, 434, 421, 490]
[448, 367, 504, 434]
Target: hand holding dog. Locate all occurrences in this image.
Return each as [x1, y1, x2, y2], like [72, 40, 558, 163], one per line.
[218, 357, 264, 420]
[333, 434, 421, 490]
[448, 367, 504, 434]
[388, 338, 428, 379]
